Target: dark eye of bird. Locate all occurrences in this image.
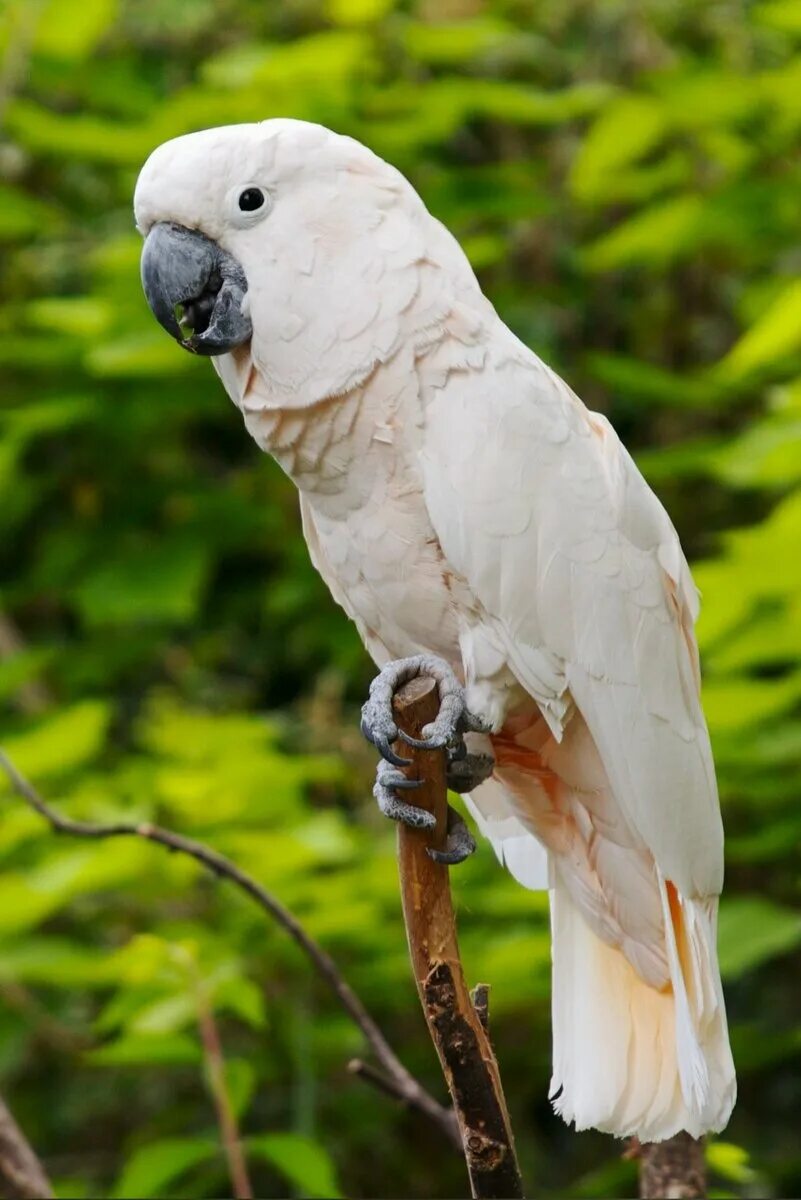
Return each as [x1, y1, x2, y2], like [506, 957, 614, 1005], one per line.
[238, 187, 264, 212]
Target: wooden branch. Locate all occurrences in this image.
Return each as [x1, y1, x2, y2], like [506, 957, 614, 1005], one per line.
[0, 750, 457, 1150]
[392, 677, 523, 1200]
[0, 1093, 53, 1200]
[639, 1134, 705, 1199]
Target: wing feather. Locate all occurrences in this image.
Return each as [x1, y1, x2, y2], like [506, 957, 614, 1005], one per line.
[419, 338, 723, 898]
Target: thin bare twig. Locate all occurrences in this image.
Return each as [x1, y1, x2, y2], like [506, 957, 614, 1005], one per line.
[347, 1058, 416, 1105]
[192, 970, 253, 1200]
[0, 1092, 53, 1200]
[0, 749, 458, 1148]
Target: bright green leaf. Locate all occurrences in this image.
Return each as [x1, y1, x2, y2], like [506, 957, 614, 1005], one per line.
[87, 1033, 202, 1067]
[112, 1136, 218, 1199]
[402, 19, 515, 65]
[754, 0, 801, 33]
[718, 896, 801, 979]
[34, 0, 118, 59]
[581, 194, 704, 272]
[248, 1132, 343, 1199]
[0, 700, 110, 780]
[718, 279, 801, 379]
[706, 1142, 757, 1185]
[570, 95, 667, 202]
[325, 0, 393, 24]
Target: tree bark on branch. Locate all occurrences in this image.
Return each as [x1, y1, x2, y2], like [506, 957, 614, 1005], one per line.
[639, 1134, 706, 1199]
[392, 677, 523, 1200]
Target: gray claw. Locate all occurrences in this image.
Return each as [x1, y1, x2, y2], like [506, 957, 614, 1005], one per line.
[360, 716, 410, 768]
[428, 806, 476, 865]
[391, 775, 425, 792]
[374, 761, 435, 830]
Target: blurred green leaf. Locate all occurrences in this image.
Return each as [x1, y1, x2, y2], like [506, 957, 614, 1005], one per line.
[87, 1033, 202, 1067]
[84, 332, 199, 377]
[718, 897, 801, 979]
[718, 278, 801, 379]
[325, 0, 393, 23]
[586, 352, 724, 410]
[0, 937, 116, 986]
[570, 95, 666, 202]
[703, 673, 801, 733]
[401, 19, 515, 65]
[72, 539, 211, 626]
[27, 297, 113, 339]
[129, 992, 197, 1037]
[5, 100, 154, 163]
[581, 194, 704, 271]
[754, 0, 801, 33]
[34, 0, 118, 59]
[0, 647, 54, 702]
[0, 185, 60, 240]
[112, 1136, 218, 1199]
[249, 1132, 343, 1199]
[0, 700, 110, 779]
[706, 1141, 757, 1185]
[223, 1057, 257, 1121]
[201, 31, 372, 91]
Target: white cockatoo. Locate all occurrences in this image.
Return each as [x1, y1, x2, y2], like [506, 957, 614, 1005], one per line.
[134, 119, 736, 1141]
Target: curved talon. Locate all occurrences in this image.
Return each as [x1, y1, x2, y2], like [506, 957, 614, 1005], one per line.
[391, 775, 425, 792]
[360, 717, 410, 767]
[427, 805, 476, 866]
[397, 729, 447, 751]
[377, 739, 412, 768]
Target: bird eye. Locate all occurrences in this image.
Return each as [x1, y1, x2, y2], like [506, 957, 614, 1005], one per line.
[238, 187, 265, 212]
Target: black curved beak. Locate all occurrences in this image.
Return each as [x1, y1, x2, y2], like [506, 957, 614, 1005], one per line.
[140, 222, 252, 356]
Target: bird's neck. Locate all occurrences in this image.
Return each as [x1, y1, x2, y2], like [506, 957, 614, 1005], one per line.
[242, 388, 365, 496]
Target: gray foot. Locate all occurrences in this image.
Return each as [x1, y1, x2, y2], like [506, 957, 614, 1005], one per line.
[361, 655, 486, 764]
[428, 806, 476, 865]
[362, 655, 490, 866]
[373, 763, 476, 864]
[373, 759, 435, 831]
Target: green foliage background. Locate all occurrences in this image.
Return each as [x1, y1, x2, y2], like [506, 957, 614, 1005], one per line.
[1, 0, 800, 1195]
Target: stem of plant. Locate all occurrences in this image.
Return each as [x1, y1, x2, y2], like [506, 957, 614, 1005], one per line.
[190, 964, 254, 1200]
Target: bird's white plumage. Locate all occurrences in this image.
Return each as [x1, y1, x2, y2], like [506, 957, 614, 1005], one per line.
[135, 119, 736, 1139]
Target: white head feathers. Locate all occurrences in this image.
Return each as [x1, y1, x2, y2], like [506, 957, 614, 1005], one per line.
[135, 119, 485, 404]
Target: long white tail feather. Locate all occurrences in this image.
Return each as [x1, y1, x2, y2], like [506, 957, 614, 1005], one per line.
[550, 876, 736, 1141]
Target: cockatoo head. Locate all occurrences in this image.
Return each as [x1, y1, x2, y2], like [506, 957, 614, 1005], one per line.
[135, 119, 417, 363]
